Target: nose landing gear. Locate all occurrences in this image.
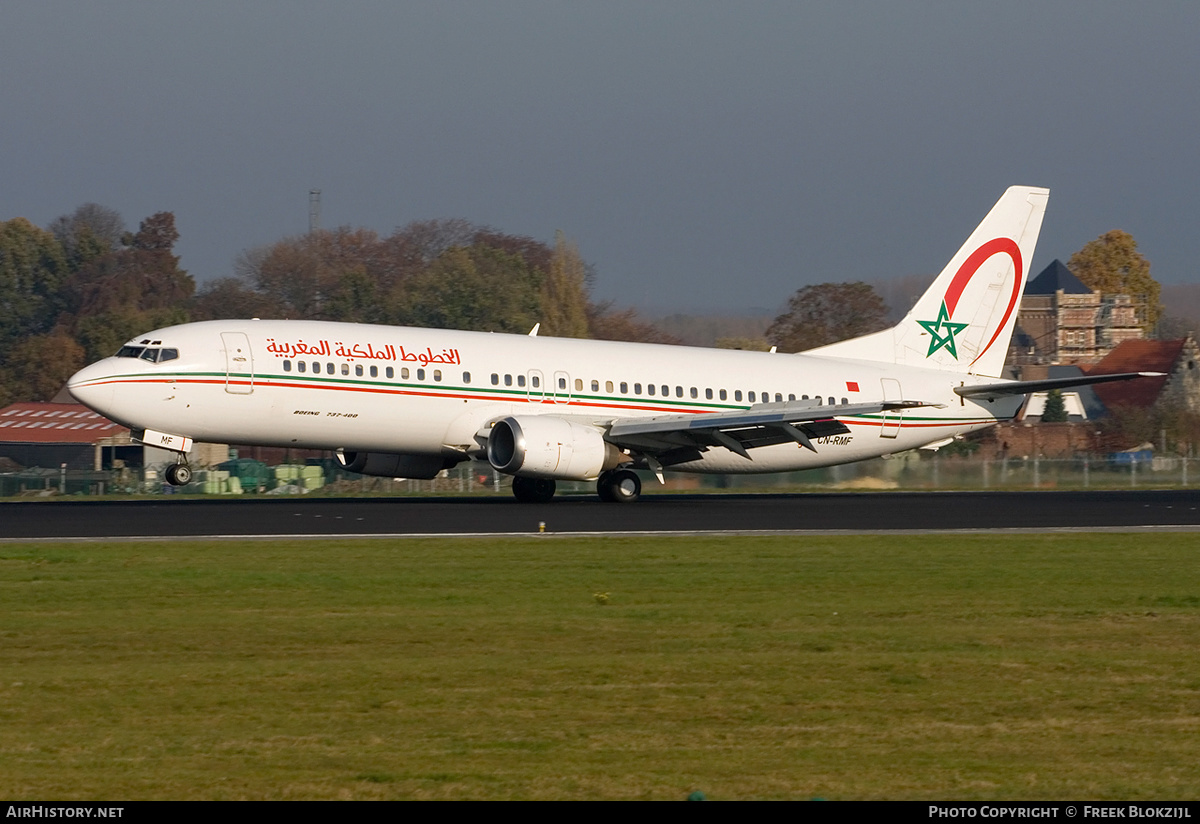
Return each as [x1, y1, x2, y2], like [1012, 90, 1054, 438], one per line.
[164, 460, 192, 486]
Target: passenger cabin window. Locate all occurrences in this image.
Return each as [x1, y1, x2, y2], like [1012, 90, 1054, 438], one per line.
[734, 390, 742, 402]
[517, 375, 525, 387]
[311, 361, 319, 373]
[326, 362, 334, 375]
[298, 361, 307, 373]
[341, 364, 349, 376]
[400, 367, 410, 379]
[558, 377, 567, 390]
[369, 366, 378, 377]
[433, 369, 442, 382]
[283, 360, 292, 372]
[386, 367, 395, 379]
[356, 365, 363, 377]
[491, 373, 499, 385]
[463, 372, 471, 384]
[634, 383, 642, 395]
[719, 389, 727, 400]
[705, 388, 712, 400]
[647, 384, 655, 396]
[505, 374, 513, 386]
[416, 369, 425, 380]
[606, 381, 614, 393]
[591, 380, 599, 392]
[661, 385, 669, 396]
[620, 382, 628, 394]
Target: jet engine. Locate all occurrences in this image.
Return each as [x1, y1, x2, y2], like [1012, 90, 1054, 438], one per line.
[486, 416, 624, 480]
[335, 450, 454, 480]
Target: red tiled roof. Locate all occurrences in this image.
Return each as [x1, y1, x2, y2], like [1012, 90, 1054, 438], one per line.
[0, 402, 127, 444]
[1087, 339, 1185, 409]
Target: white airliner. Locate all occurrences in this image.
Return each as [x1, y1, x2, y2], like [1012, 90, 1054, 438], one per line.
[67, 186, 1155, 502]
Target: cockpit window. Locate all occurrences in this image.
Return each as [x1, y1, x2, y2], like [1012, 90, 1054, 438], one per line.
[117, 345, 179, 363]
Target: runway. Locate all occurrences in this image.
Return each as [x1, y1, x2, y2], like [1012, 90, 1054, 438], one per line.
[4, 489, 1200, 539]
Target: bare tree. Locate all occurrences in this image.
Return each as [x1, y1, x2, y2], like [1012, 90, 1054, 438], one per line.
[766, 281, 889, 352]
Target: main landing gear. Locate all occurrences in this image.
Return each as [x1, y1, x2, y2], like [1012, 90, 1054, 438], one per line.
[597, 468, 641, 503]
[164, 459, 192, 486]
[512, 476, 556, 503]
[508, 469, 642, 504]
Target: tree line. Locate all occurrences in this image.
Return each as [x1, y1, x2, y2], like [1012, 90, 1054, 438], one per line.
[0, 201, 1166, 413]
[0, 206, 673, 406]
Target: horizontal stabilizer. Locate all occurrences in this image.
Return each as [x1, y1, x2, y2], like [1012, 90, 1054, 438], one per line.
[954, 372, 1165, 401]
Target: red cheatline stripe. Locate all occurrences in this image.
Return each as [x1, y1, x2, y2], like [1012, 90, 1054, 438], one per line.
[76, 376, 721, 416]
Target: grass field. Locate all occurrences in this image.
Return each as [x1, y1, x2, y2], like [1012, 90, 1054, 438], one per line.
[1, 533, 1198, 800]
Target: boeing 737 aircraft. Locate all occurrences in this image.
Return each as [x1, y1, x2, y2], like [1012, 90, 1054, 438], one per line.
[67, 186, 1155, 502]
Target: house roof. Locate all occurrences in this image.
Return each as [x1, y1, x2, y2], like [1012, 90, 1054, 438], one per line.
[1025, 260, 1093, 295]
[1087, 338, 1186, 409]
[0, 402, 127, 444]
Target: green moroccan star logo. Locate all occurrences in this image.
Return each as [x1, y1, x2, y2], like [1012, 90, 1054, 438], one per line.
[916, 301, 968, 359]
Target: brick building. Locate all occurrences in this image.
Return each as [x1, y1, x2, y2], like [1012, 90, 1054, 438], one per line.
[1011, 260, 1145, 365]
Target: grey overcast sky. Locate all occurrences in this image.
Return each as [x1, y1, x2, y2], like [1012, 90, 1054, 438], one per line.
[4, 2, 1199, 314]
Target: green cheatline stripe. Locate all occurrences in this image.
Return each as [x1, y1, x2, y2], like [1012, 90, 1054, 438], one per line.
[852, 413, 995, 424]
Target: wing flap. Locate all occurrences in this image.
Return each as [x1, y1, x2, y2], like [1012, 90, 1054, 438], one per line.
[605, 399, 930, 459]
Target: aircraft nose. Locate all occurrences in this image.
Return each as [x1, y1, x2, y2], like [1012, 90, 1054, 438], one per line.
[67, 360, 116, 414]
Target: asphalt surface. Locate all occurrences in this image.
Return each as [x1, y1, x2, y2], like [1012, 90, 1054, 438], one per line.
[4, 490, 1200, 539]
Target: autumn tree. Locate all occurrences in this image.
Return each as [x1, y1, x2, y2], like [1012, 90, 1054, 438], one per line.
[1068, 230, 1161, 330]
[190, 277, 284, 321]
[539, 231, 590, 338]
[393, 244, 543, 333]
[48, 203, 124, 270]
[0, 217, 70, 333]
[715, 337, 771, 351]
[0, 332, 86, 406]
[62, 212, 195, 361]
[582, 302, 679, 344]
[236, 226, 395, 321]
[766, 281, 889, 353]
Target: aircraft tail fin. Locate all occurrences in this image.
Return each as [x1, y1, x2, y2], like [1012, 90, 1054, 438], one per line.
[807, 186, 1049, 377]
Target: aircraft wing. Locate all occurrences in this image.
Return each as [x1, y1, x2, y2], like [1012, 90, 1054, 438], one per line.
[604, 399, 932, 464]
[953, 371, 1164, 401]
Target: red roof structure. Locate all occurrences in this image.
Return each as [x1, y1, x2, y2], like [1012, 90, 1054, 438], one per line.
[1087, 338, 1191, 410]
[0, 402, 126, 444]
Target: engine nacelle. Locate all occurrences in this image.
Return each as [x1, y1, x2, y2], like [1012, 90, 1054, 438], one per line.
[486, 416, 624, 480]
[335, 450, 453, 480]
